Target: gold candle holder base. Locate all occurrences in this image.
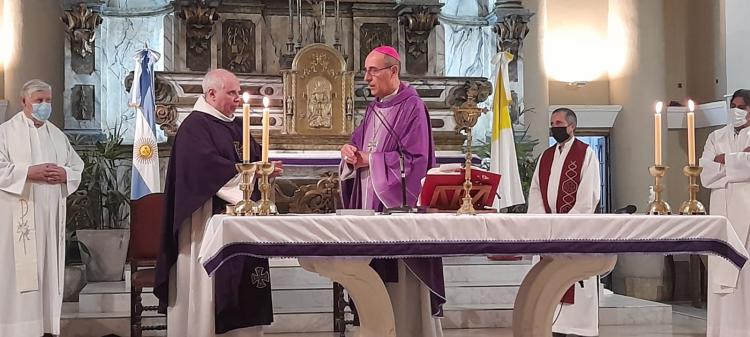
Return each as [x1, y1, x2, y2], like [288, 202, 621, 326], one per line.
[457, 179, 476, 215]
[255, 161, 277, 216]
[679, 165, 706, 215]
[646, 165, 672, 215]
[229, 161, 258, 216]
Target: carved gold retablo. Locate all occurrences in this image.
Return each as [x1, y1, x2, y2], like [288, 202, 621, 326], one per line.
[282, 43, 354, 137]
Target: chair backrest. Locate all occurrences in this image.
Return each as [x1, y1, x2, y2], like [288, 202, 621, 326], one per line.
[128, 193, 165, 261]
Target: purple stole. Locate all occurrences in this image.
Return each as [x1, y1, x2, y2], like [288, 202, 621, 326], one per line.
[538, 138, 589, 304]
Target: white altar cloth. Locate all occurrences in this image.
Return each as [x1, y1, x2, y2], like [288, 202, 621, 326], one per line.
[198, 214, 747, 337]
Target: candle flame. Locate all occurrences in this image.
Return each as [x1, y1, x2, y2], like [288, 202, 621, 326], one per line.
[688, 99, 695, 112]
[655, 101, 663, 114]
[242, 92, 251, 103]
[263, 96, 270, 108]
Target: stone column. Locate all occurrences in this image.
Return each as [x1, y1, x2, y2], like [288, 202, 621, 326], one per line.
[493, 1, 535, 144]
[518, 0, 547, 156]
[607, 0, 670, 299]
[3, 0, 65, 125]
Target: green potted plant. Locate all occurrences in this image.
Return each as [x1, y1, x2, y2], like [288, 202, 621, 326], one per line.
[67, 124, 132, 282]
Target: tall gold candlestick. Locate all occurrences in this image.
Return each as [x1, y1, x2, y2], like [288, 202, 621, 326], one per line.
[687, 100, 696, 166]
[255, 161, 277, 216]
[451, 84, 487, 215]
[646, 165, 671, 215]
[262, 97, 270, 163]
[242, 92, 251, 162]
[679, 165, 706, 215]
[229, 162, 258, 216]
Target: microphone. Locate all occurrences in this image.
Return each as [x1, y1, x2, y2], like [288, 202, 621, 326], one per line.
[355, 87, 415, 214]
[614, 204, 637, 214]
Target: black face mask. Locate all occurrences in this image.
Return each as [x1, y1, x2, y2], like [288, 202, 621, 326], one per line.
[551, 126, 571, 143]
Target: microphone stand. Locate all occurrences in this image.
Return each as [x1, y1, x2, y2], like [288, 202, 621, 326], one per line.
[357, 88, 415, 214]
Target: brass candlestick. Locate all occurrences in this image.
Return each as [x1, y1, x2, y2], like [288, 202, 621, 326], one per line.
[255, 161, 277, 216]
[228, 162, 258, 216]
[679, 165, 706, 215]
[646, 165, 672, 215]
[451, 83, 488, 215]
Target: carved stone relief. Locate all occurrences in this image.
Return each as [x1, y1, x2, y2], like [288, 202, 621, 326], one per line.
[274, 173, 341, 214]
[400, 6, 439, 75]
[155, 105, 178, 137]
[177, 4, 219, 71]
[71, 85, 95, 121]
[359, 23, 392, 70]
[61, 3, 102, 75]
[222, 20, 256, 73]
[306, 0, 327, 44]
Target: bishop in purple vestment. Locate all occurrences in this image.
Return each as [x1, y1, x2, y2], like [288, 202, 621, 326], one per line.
[339, 46, 446, 337]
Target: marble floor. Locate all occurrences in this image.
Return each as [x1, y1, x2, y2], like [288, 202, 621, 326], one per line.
[268, 313, 706, 337]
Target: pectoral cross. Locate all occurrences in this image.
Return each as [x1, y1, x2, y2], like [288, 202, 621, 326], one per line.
[367, 139, 378, 152]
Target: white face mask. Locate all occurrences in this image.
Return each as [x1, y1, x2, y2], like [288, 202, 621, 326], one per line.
[732, 107, 749, 127]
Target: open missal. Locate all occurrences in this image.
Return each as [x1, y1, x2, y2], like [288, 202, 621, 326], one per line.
[419, 164, 501, 210]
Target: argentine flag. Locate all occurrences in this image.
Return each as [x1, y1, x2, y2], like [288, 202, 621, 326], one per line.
[490, 51, 525, 209]
[129, 48, 161, 200]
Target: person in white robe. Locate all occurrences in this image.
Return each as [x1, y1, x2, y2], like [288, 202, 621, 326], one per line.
[527, 107, 602, 337]
[0, 79, 84, 337]
[700, 88, 750, 337]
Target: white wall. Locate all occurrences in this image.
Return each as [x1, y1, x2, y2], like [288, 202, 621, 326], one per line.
[725, 0, 750, 94]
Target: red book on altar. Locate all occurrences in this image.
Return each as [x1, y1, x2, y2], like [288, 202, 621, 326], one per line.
[419, 164, 501, 210]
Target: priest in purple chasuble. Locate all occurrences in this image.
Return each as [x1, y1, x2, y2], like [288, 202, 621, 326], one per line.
[700, 89, 750, 337]
[527, 107, 602, 337]
[154, 69, 282, 337]
[339, 46, 445, 337]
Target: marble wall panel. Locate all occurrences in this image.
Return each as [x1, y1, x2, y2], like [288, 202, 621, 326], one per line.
[98, 15, 166, 143]
[441, 0, 501, 141]
[353, 17, 398, 75]
[64, 34, 102, 134]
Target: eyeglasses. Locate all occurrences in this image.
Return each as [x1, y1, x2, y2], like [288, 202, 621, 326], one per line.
[363, 65, 394, 76]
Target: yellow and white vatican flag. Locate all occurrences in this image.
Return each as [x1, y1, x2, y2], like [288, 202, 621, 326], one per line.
[129, 48, 161, 199]
[490, 51, 525, 209]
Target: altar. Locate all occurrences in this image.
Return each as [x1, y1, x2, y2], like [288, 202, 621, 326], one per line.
[198, 213, 748, 337]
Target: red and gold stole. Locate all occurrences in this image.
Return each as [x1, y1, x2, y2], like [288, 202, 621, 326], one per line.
[538, 138, 589, 304]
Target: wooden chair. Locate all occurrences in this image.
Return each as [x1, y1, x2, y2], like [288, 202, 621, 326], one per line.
[128, 193, 167, 337]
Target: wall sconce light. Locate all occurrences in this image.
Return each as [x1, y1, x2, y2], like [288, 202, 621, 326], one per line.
[568, 81, 588, 88]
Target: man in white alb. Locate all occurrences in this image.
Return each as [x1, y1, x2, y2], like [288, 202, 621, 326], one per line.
[527, 107, 602, 337]
[0, 79, 84, 337]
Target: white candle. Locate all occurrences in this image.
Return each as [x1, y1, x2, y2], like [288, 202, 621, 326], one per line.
[687, 99, 696, 166]
[242, 92, 251, 162]
[262, 96, 270, 163]
[654, 101, 663, 166]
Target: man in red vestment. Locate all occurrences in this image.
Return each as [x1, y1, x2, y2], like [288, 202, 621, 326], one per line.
[527, 107, 602, 337]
